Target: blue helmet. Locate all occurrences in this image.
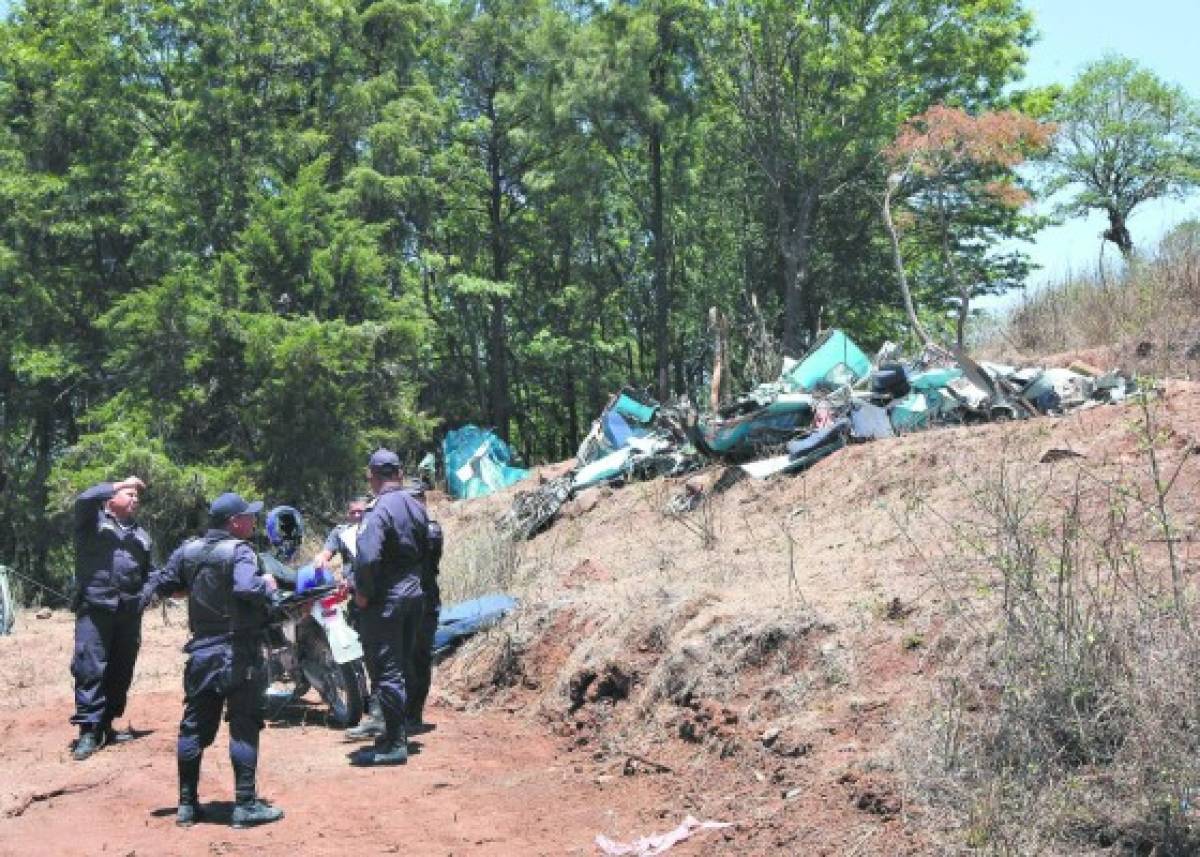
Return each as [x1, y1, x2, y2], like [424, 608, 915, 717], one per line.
[265, 505, 305, 560]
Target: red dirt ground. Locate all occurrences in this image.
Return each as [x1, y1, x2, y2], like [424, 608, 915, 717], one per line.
[6, 380, 1200, 855]
[0, 611, 704, 857]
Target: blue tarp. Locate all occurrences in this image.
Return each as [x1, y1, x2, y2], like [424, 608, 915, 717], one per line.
[444, 425, 531, 499]
[434, 592, 518, 656]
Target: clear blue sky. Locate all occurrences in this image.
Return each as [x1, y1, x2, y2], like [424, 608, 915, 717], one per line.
[1012, 0, 1200, 291]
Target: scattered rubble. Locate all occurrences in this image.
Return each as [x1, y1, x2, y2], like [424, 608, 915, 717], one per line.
[494, 328, 1139, 541]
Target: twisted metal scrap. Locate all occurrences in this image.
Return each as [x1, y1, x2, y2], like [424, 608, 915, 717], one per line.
[496, 476, 573, 542]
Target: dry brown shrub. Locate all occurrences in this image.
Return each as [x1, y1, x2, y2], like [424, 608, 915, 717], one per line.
[1003, 224, 1200, 376]
[439, 521, 524, 604]
[905, 400, 1200, 855]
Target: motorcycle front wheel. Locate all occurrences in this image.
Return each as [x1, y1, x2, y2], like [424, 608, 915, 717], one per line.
[305, 633, 365, 728]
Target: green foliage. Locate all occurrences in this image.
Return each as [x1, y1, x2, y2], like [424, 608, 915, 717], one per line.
[1045, 54, 1200, 256]
[707, 0, 1034, 352]
[0, 0, 1045, 597]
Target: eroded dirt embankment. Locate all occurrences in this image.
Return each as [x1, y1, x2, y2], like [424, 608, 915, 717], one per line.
[4, 382, 1199, 855]
[434, 380, 1200, 854]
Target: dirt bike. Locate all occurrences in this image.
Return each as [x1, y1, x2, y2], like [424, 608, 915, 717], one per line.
[260, 572, 368, 728]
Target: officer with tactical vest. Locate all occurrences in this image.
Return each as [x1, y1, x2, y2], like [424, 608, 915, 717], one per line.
[349, 449, 429, 766]
[142, 492, 284, 828]
[70, 476, 156, 761]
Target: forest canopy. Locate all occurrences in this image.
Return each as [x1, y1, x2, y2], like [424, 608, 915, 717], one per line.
[1, 0, 1044, 594]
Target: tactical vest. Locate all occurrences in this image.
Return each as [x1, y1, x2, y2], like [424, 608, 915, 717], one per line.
[180, 535, 263, 638]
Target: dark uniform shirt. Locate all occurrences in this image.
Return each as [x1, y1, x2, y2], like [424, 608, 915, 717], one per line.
[145, 530, 272, 644]
[354, 486, 428, 605]
[74, 483, 155, 612]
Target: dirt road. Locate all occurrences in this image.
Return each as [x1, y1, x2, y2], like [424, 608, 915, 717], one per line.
[0, 611, 692, 857]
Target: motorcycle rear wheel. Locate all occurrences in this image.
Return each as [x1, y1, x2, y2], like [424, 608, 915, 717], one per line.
[308, 634, 365, 728]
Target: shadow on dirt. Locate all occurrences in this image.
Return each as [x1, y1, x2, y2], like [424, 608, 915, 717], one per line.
[150, 801, 281, 826]
[263, 698, 342, 730]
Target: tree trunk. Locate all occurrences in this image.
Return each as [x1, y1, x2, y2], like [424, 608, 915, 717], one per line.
[779, 188, 817, 356]
[1104, 208, 1134, 258]
[709, 307, 730, 413]
[882, 172, 934, 349]
[30, 404, 54, 588]
[564, 366, 579, 459]
[956, 285, 970, 350]
[650, 124, 669, 401]
[486, 88, 510, 440]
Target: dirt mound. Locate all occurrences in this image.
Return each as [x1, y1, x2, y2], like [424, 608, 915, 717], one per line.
[4, 385, 1199, 854]
[430, 380, 1200, 854]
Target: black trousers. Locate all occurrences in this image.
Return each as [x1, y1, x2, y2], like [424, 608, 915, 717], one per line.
[70, 605, 142, 729]
[407, 602, 440, 722]
[358, 598, 421, 736]
[177, 638, 266, 792]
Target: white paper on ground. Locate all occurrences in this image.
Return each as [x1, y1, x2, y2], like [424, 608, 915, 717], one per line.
[595, 815, 735, 856]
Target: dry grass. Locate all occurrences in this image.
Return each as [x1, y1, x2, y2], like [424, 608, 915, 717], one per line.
[903, 397, 1200, 855]
[439, 523, 524, 604]
[998, 225, 1200, 376]
[426, 380, 1200, 853]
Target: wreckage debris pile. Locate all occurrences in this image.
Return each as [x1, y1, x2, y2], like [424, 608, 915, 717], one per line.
[489, 329, 1136, 540]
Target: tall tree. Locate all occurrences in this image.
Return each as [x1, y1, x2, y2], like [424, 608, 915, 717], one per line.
[0, 0, 147, 586]
[883, 105, 1054, 347]
[568, 0, 707, 400]
[1046, 55, 1200, 259]
[711, 0, 1033, 354]
[437, 0, 568, 439]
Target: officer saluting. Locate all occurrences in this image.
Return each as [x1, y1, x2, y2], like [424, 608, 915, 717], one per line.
[351, 449, 428, 766]
[143, 492, 284, 828]
[70, 476, 156, 760]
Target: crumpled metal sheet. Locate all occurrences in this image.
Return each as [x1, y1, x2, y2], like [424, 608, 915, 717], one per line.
[498, 476, 573, 541]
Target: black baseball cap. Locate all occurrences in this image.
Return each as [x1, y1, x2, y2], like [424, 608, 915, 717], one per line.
[209, 492, 264, 522]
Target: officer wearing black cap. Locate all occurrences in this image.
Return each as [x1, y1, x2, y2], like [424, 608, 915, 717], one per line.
[350, 448, 429, 765]
[142, 492, 284, 828]
[403, 479, 442, 731]
[69, 475, 156, 761]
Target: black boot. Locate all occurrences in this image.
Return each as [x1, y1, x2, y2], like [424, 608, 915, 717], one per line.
[72, 728, 101, 761]
[176, 756, 203, 828]
[231, 764, 283, 829]
[350, 723, 407, 767]
[345, 712, 385, 740]
[101, 720, 135, 746]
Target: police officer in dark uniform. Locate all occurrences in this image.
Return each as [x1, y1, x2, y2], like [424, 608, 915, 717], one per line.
[143, 492, 284, 828]
[70, 476, 155, 761]
[350, 449, 429, 766]
[403, 480, 442, 732]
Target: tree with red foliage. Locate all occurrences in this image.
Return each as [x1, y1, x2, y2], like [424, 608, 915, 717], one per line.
[883, 105, 1055, 348]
